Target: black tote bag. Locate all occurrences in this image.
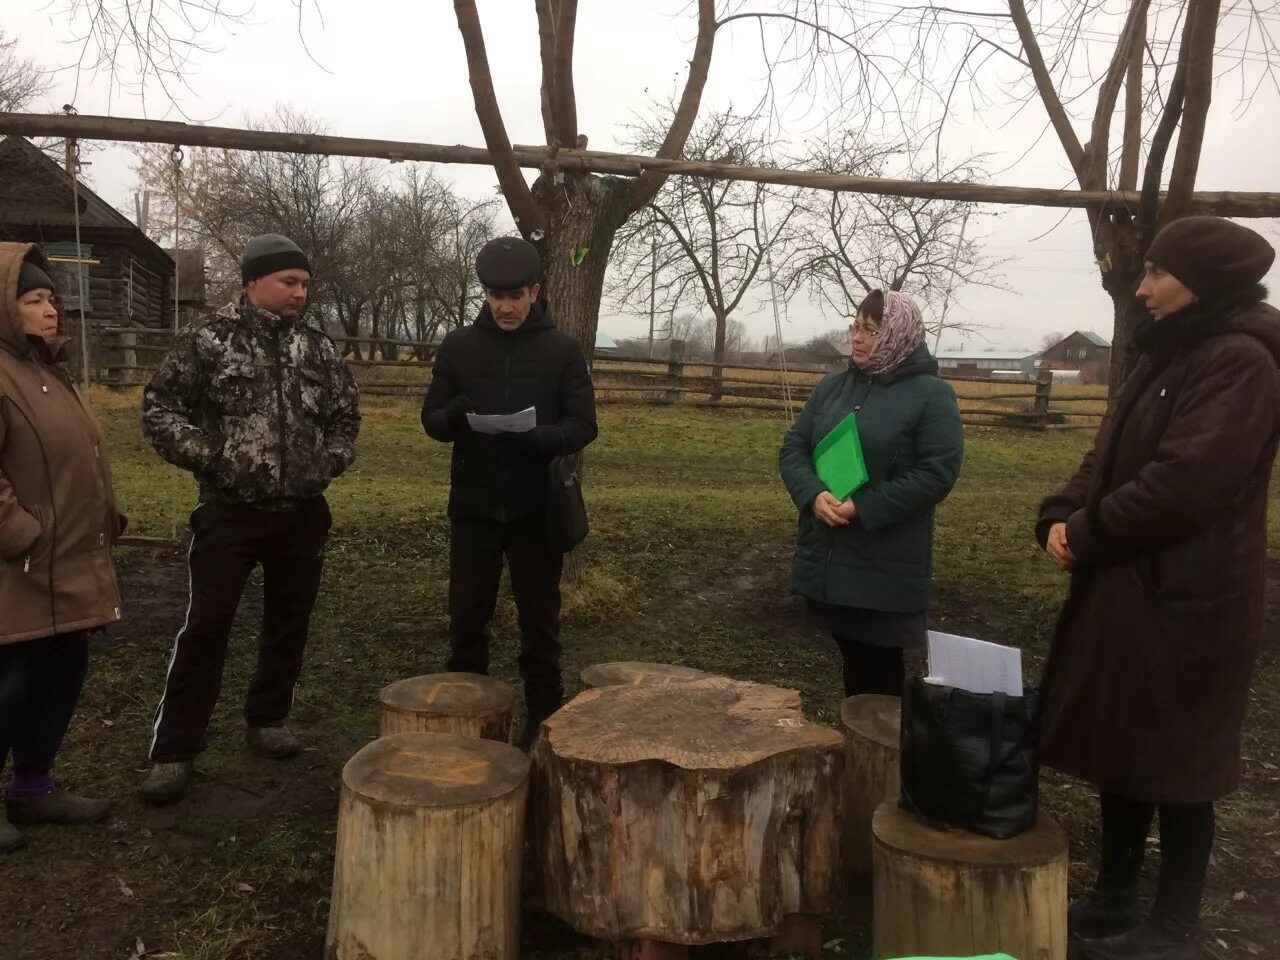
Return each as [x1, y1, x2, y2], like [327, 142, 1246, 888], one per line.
[546, 455, 588, 554]
[898, 676, 1041, 839]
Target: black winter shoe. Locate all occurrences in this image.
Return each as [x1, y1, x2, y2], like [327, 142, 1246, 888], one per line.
[137, 762, 195, 805]
[1077, 918, 1198, 960]
[1069, 882, 1143, 941]
[5, 788, 111, 825]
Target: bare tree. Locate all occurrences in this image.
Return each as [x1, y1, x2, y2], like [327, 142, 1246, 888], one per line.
[782, 135, 1005, 345]
[610, 108, 800, 396]
[893, 0, 1280, 389]
[0, 29, 48, 113]
[1040, 331, 1066, 351]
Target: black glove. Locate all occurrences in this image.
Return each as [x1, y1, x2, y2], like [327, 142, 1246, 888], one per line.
[445, 395, 474, 435]
[500, 425, 559, 458]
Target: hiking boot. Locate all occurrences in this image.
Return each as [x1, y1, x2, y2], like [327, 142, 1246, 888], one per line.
[245, 724, 301, 759]
[1070, 881, 1143, 942]
[138, 761, 194, 805]
[1077, 918, 1198, 960]
[0, 809, 25, 853]
[5, 788, 111, 826]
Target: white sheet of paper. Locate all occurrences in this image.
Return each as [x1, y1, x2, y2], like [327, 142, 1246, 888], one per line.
[926, 630, 1024, 697]
[465, 406, 537, 435]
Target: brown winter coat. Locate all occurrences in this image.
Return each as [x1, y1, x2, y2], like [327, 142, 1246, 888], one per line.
[0, 242, 125, 645]
[1036, 285, 1280, 803]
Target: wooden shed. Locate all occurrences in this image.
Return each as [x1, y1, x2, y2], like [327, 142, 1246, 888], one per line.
[0, 135, 177, 333]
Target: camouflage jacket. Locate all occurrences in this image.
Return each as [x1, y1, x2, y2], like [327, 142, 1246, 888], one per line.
[141, 298, 361, 508]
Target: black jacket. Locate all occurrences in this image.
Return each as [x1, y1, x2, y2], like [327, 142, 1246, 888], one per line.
[421, 299, 598, 521]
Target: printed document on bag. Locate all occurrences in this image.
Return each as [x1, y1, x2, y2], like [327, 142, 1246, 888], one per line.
[466, 406, 537, 435]
[926, 631, 1023, 697]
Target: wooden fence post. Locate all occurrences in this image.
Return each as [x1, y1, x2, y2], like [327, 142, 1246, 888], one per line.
[1033, 367, 1054, 429]
[664, 340, 686, 405]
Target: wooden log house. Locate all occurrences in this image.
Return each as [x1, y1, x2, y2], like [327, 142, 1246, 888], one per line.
[0, 136, 204, 381]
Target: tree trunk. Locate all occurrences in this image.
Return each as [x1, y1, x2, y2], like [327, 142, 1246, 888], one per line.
[529, 171, 631, 586]
[378, 673, 515, 742]
[531, 171, 632, 356]
[1092, 213, 1148, 394]
[710, 307, 727, 401]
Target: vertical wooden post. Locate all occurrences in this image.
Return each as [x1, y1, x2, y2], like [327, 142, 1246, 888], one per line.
[1033, 366, 1054, 429]
[664, 339, 686, 405]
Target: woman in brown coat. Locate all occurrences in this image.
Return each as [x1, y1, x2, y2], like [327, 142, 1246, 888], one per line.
[1037, 217, 1278, 960]
[0, 242, 125, 853]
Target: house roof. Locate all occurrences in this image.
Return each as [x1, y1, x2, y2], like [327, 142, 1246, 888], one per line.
[0, 136, 172, 267]
[935, 350, 1039, 361]
[1077, 330, 1111, 347]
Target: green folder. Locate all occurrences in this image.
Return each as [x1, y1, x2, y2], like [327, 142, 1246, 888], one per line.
[813, 412, 869, 500]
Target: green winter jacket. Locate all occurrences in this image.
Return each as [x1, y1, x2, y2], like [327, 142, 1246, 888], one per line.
[779, 346, 963, 613]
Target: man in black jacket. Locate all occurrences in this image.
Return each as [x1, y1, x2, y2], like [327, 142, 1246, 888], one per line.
[421, 237, 597, 745]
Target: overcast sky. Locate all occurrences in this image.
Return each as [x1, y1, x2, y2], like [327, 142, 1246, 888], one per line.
[7, 1, 1280, 350]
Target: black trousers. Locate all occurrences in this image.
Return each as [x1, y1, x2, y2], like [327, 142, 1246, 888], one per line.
[149, 496, 330, 763]
[833, 635, 907, 697]
[1098, 790, 1215, 922]
[446, 514, 563, 691]
[0, 631, 89, 777]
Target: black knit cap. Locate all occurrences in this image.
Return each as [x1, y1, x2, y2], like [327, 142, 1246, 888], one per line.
[1145, 216, 1275, 299]
[475, 237, 541, 291]
[17, 259, 55, 298]
[241, 233, 312, 285]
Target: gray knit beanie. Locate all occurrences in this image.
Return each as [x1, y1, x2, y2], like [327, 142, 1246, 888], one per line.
[241, 234, 312, 285]
[17, 259, 56, 298]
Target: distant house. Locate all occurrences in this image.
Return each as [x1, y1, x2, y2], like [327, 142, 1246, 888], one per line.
[594, 330, 619, 357]
[769, 339, 849, 373]
[1040, 331, 1111, 385]
[935, 348, 1040, 380]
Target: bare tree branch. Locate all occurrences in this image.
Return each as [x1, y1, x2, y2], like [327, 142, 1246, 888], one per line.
[1162, 0, 1224, 223]
[1007, 0, 1088, 181]
[1120, 4, 1147, 190]
[627, 0, 716, 213]
[453, 0, 545, 234]
[553, 0, 580, 146]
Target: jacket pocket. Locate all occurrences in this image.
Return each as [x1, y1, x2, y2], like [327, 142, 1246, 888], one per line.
[16, 504, 49, 570]
[299, 369, 332, 420]
[210, 362, 260, 416]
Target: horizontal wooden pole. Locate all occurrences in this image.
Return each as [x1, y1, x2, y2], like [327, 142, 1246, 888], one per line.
[2, 113, 1278, 214]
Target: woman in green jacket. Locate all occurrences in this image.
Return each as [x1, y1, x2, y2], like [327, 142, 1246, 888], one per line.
[779, 289, 963, 696]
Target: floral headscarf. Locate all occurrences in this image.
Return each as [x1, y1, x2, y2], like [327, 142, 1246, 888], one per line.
[860, 290, 926, 377]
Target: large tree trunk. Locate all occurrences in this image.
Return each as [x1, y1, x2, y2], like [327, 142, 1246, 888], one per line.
[531, 171, 631, 355]
[1092, 214, 1148, 394]
[529, 171, 631, 586]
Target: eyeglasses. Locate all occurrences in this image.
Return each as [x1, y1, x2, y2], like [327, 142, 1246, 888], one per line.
[849, 323, 881, 339]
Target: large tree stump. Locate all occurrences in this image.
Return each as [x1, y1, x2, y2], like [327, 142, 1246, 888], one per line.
[871, 801, 1068, 960]
[840, 694, 901, 882]
[377, 672, 514, 742]
[532, 676, 843, 953]
[326, 732, 529, 960]
[578, 661, 714, 690]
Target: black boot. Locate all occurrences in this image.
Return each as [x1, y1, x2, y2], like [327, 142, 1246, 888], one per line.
[1078, 878, 1202, 960]
[519, 683, 564, 749]
[1069, 875, 1143, 942]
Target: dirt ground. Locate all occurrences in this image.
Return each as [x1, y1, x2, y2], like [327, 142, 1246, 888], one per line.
[1, 546, 1276, 959]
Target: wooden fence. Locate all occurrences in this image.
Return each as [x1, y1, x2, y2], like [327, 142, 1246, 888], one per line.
[92, 328, 1105, 431]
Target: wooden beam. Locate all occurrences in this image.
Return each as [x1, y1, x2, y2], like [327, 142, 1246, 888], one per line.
[2, 112, 1279, 216]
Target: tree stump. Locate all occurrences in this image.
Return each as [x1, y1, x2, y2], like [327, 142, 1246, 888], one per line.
[377, 672, 514, 742]
[326, 732, 529, 960]
[532, 676, 843, 954]
[840, 694, 901, 882]
[578, 661, 714, 690]
[871, 801, 1068, 960]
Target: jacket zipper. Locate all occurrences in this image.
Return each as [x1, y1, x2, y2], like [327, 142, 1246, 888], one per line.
[499, 336, 512, 523]
[273, 328, 288, 496]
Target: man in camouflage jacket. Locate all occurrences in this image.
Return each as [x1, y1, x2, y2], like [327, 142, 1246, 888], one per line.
[137, 234, 360, 804]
